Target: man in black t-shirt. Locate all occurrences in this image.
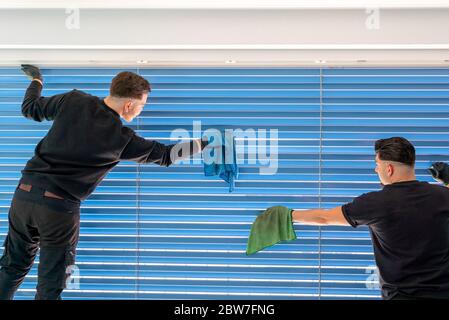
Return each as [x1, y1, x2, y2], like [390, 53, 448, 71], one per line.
[290, 137, 449, 300]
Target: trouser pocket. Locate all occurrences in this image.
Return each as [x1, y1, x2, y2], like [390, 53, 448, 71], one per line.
[0, 235, 10, 268]
[64, 246, 79, 290]
[36, 245, 78, 300]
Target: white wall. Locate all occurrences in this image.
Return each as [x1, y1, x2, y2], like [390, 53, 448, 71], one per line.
[0, 8, 448, 66]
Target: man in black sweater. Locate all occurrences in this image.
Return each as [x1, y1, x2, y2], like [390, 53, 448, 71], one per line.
[0, 65, 208, 300]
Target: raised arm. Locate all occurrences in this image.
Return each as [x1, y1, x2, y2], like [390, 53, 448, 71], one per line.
[20, 64, 67, 122]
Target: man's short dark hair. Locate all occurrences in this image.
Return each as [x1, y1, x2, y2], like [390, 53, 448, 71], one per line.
[110, 71, 151, 99]
[374, 137, 416, 166]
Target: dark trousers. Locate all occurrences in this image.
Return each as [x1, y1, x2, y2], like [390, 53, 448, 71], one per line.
[0, 184, 80, 300]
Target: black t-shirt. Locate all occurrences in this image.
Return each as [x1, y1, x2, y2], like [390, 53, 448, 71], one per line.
[342, 180, 449, 299]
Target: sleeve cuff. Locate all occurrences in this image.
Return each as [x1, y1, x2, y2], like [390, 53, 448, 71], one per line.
[194, 139, 202, 152]
[32, 79, 43, 86]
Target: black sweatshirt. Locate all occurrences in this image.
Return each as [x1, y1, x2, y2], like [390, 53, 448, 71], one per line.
[19, 81, 175, 202]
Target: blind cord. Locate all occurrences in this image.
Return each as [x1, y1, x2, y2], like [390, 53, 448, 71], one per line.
[318, 68, 324, 300]
[136, 67, 141, 300]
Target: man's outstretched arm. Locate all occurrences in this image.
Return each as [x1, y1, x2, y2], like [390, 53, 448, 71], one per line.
[20, 64, 67, 122]
[120, 130, 210, 167]
[292, 206, 351, 226]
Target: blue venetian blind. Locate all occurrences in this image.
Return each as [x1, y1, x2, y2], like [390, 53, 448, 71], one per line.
[1, 67, 447, 300]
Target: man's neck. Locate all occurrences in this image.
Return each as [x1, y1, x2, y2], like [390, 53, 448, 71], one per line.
[103, 96, 122, 116]
[390, 174, 417, 184]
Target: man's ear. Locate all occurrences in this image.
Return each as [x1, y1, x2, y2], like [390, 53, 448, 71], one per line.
[388, 164, 394, 176]
[123, 100, 133, 113]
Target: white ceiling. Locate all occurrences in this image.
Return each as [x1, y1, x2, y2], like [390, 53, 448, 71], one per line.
[0, 5, 448, 67]
[2, 0, 449, 9]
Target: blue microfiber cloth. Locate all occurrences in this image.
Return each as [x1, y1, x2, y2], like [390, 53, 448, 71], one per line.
[203, 131, 238, 192]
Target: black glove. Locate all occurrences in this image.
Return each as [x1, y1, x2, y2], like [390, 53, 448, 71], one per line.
[20, 64, 42, 81]
[428, 162, 449, 185]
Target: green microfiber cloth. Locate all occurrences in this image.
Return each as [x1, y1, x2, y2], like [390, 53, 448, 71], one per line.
[246, 205, 297, 255]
